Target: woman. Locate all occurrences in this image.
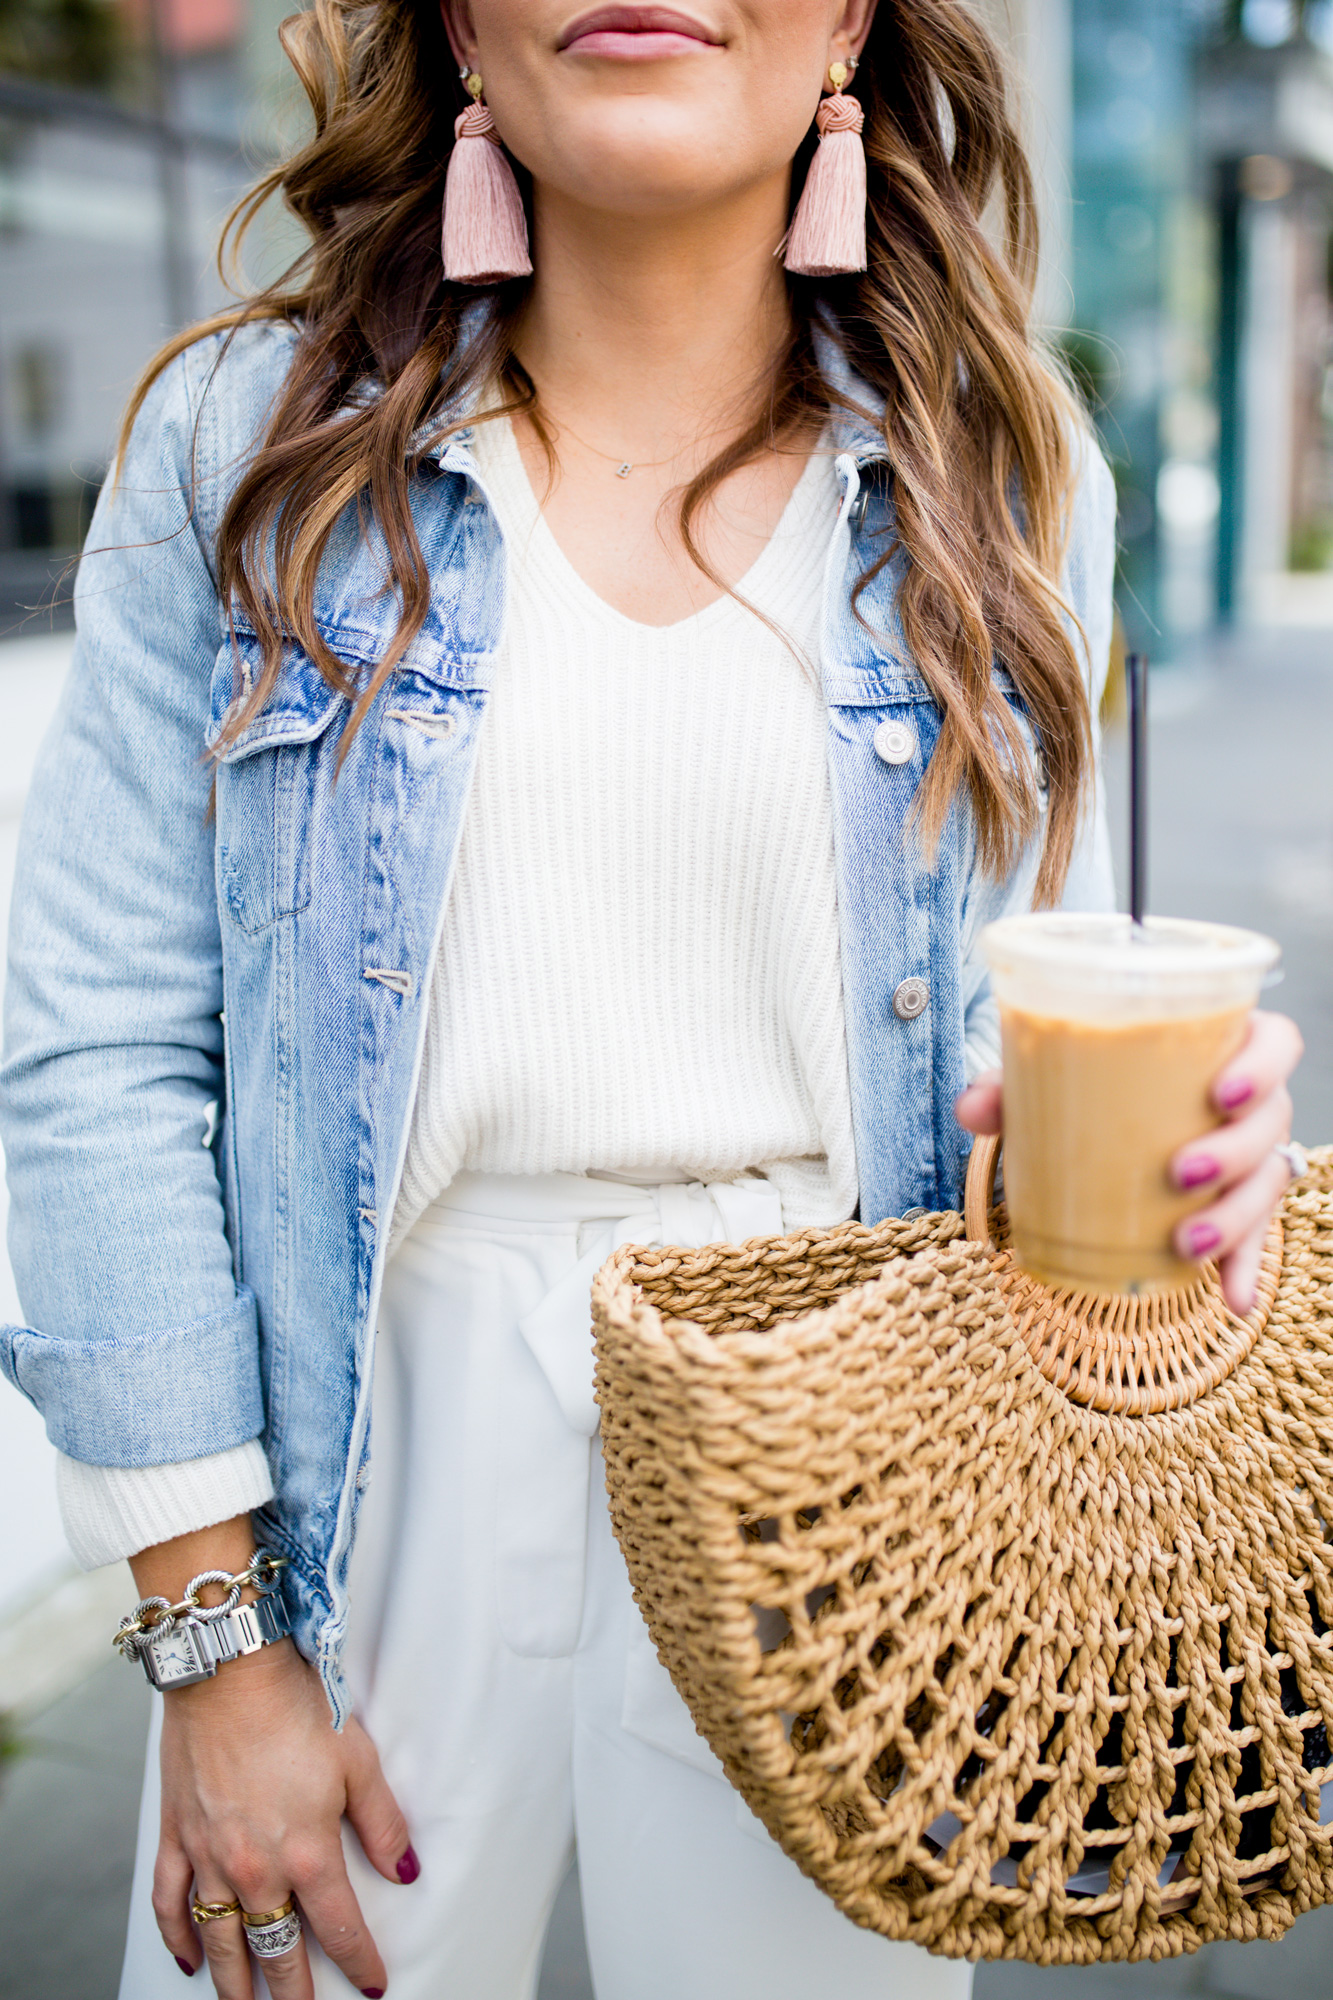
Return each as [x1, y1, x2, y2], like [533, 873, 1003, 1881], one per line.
[0, 2, 1302, 1997]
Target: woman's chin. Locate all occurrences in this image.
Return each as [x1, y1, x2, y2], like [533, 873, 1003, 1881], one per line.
[518, 119, 795, 224]
[537, 172, 776, 229]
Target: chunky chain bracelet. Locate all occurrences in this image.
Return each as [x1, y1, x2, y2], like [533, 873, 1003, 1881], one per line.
[114, 1548, 287, 1656]
[113, 1551, 290, 1688]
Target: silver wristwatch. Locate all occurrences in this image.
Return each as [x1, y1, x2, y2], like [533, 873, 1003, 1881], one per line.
[138, 1592, 291, 1691]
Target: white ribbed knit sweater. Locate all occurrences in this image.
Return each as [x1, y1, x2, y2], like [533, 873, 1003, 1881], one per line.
[393, 418, 857, 1241]
[58, 420, 858, 1567]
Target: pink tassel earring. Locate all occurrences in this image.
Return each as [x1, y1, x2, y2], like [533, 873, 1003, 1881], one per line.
[784, 58, 867, 278]
[441, 67, 532, 285]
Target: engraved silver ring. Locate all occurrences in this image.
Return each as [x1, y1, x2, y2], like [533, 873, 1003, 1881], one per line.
[242, 1906, 303, 1958]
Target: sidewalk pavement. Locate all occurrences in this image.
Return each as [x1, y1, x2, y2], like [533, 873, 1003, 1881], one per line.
[0, 1662, 149, 2000]
[3, 624, 1332, 1997]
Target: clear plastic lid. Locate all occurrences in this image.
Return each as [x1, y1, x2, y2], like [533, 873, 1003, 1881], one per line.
[980, 913, 1281, 1021]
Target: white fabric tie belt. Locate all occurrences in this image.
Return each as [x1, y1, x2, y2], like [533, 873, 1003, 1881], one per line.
[436, 1171, 785, 1435]
[520, 1175, 785, 1434]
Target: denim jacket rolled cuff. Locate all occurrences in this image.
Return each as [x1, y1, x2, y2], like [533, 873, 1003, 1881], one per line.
[0, 1286, 264, 1467]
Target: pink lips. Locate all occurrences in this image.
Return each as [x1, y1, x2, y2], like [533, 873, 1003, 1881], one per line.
[559, 6, 721, 59]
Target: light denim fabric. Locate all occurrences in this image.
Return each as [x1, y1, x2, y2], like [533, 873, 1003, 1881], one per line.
[0, 319, 1116, 1718]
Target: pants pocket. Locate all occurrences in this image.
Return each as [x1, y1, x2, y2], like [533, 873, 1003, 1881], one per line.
[619, 1608, 727, 1780]
[493, 1325, 592, 1659]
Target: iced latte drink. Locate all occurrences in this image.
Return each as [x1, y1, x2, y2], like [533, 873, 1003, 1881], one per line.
[979, 914, 1280, 1296]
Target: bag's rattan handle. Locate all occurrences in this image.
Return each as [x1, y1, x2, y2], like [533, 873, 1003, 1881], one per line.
[964, 1132, 1002, 1248]
[957, 1124, 1281, 1414]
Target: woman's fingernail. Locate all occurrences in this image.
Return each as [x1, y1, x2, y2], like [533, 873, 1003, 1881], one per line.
[175, 1961, 195, 1978]
[1177, 1155, 1220, 1190]
[1186, 1222, 1222, 1257]
[396, 1844, 421, 1884]
[1218, 1077, 1253, 1110]
[361, 1989, 386, 1997]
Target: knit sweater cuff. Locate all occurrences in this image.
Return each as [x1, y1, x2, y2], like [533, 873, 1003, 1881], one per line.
[57, 1439, 276, 1571]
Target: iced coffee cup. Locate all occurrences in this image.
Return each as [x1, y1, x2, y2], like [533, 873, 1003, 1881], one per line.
[979, 913, 1280, 1296]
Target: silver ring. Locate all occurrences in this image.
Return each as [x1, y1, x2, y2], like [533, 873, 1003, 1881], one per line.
[1275, 1140, 1309, 1181]
[243, 1908, 302, 1958]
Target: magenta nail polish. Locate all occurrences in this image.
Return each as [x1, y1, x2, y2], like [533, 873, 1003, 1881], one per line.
[175, 1960, 195, 1978]
[396, 1843, 421, 1884]
[1177, 1155, 1220, 1190]
[1218, 1077, 1253, 1110]
[1187, 1222, 1222, 1257]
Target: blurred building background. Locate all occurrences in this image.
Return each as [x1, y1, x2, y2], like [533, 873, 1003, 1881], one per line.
[3, 4, 1333, 1995]
[0, 0, 300, 639]
[991, 0, 1333, 646]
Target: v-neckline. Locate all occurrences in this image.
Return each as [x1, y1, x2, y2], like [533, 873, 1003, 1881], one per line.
[481, 415, 834, 639]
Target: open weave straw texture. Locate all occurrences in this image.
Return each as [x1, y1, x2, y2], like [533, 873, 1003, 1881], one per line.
[592, 1147, 1333, 1964]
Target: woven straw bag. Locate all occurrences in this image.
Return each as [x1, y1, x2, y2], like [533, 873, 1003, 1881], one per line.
[591, 1140, 1333, 1964]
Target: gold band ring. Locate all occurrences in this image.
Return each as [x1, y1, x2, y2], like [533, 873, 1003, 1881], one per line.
[191, 1898, 243, 1924]
[242, 1899, 296, 1928]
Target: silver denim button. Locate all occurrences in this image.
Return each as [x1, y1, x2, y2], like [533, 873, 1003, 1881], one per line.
[892, 977, 930, 1021]
[874, 719, 917, 766]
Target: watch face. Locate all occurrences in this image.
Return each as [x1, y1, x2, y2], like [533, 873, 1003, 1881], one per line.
[147, 1624, 209, 1686]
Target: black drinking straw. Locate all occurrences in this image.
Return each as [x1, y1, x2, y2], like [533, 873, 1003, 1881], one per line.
[1126, 651, 1148, 931]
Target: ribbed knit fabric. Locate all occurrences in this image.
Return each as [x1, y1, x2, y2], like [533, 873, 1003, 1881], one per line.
[56, 1437, 275, 1571]
[392, 417, 858, 1247]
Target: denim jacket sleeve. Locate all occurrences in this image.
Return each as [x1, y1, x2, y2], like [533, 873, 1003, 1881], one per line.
[959, 427, 1119, 1073]
[0, 339, 265, 1467]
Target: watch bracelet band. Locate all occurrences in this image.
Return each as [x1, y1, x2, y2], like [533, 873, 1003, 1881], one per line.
[138, 1590, 291, 1689]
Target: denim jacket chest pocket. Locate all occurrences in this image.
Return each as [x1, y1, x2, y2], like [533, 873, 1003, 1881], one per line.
[208, 631, 347, 938]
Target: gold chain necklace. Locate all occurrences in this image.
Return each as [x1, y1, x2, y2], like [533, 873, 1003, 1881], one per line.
[543, 409, 732, 480]
[546, 414, 682, 480]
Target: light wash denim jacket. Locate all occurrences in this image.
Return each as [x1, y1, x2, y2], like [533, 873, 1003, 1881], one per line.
[0, 320, 1115, 1717]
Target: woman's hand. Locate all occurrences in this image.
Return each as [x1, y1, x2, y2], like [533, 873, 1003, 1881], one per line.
[151, 1637, 415, 1998]
[955, 1010, 1304, 1316]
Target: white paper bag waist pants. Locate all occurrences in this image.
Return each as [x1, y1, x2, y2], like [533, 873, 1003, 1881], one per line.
[121, 1172, 973, 2000]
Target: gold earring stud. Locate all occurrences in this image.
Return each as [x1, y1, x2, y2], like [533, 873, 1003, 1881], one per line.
[459, 64, 484, 99]
[827, 56, 857, 91]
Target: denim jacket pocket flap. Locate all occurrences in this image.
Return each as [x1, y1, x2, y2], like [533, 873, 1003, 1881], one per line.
[822, 658, 937, 708]
[210, 637, 345, 936]
[208, 633, 347, 763]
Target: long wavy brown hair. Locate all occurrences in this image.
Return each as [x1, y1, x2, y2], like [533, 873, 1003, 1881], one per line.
[121, 0, 1094, 904]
